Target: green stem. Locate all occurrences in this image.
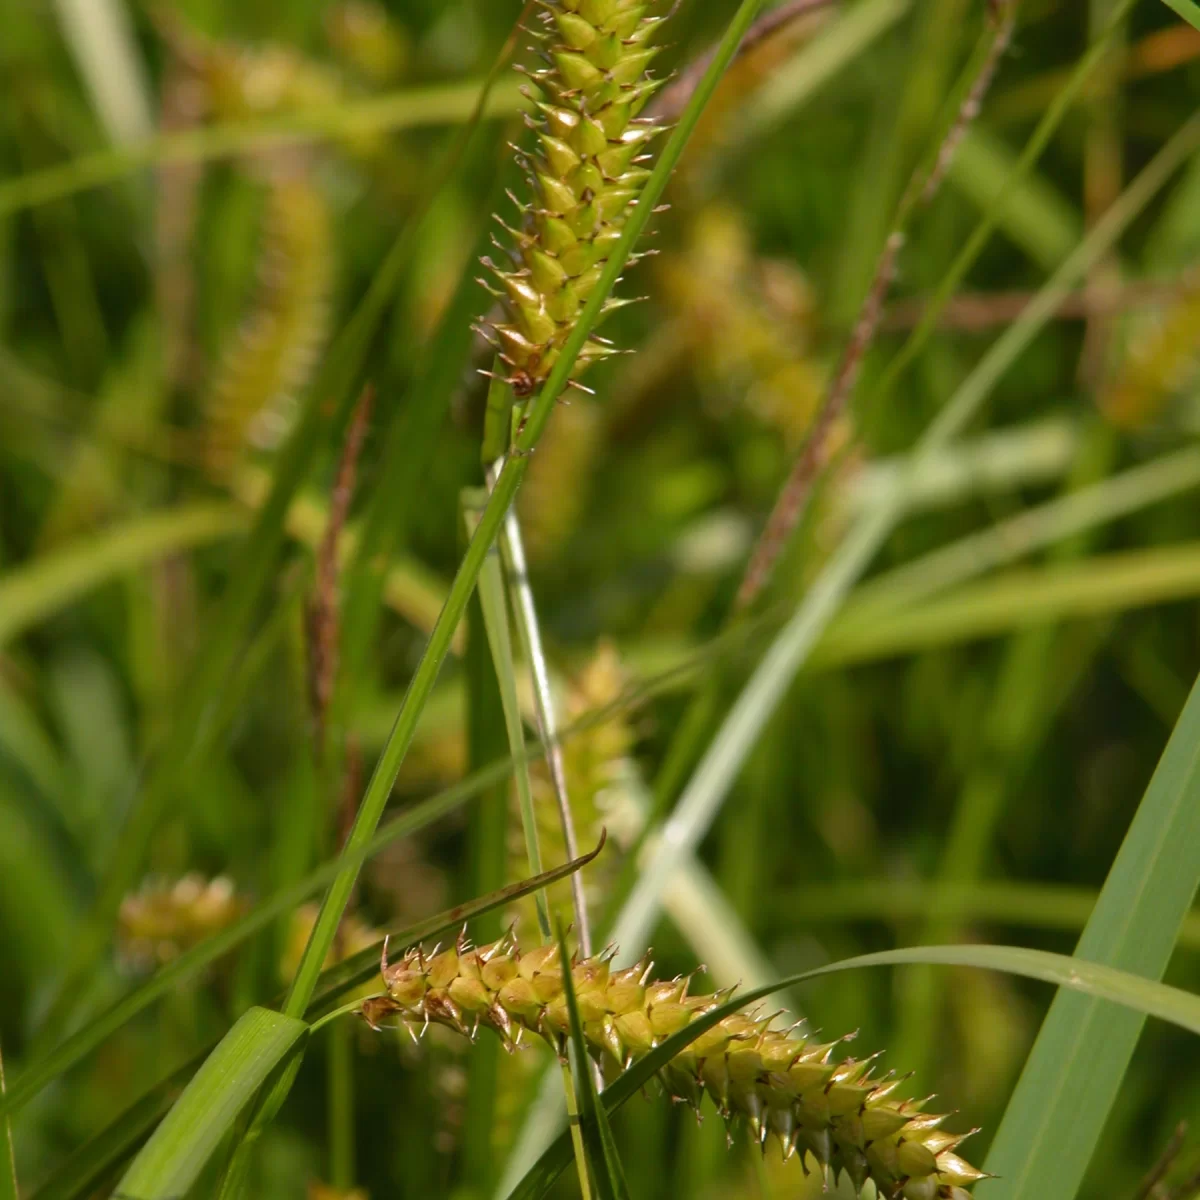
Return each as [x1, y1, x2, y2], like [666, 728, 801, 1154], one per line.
[327, 1008, 355, 1188]
[309, 997, 385, 1036]
[465, 487, 552, 941]
[0, 1041, 16, 1200]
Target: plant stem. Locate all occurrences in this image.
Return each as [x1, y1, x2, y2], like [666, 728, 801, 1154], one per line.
[328, 1021, 354, 1188]
[490, 457, 592, 956]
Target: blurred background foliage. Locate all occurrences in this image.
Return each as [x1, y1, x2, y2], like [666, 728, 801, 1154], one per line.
[3, 0, 1200, 1196]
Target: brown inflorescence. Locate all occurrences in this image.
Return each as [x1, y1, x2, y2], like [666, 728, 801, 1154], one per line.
[365, 930, 986, 1200]
[479, 0, 669, 398]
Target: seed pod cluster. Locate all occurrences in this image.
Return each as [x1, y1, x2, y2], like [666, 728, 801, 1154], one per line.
[368, 932, 985, 1200]
[480, 0, 669, 399]
[118, 874, 244, 969]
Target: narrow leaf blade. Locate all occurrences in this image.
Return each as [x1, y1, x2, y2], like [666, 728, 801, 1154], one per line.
[978, 669, 1200, 1200]
[115, 1008, 307, 1199]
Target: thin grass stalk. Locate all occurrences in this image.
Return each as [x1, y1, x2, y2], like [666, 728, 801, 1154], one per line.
[874, 0, 1139, 401]
[469, 489, 595, 1199]
[0, 1042, 15, 1200]
[327, 1019, 355, 1188]
[607, 107, 1200, 960]
[463, 553, 512, 1196]
[735, 0, 1016, 608]
[489, 451, 591, 955]
[469, 491, 552, 942]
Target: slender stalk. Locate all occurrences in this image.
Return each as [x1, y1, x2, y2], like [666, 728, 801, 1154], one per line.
[327, 1022, 354, 1189]
[0, 1041, 16, 1200]
[466, 490, 552, 941]
[468, 489, 596, 1197]
[873, 0, 1139, 400]
[489, 458, 592, 956]
[736, 0, 1015, 608]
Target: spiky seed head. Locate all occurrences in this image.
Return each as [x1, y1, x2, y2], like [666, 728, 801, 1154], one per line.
[368, 933, 984, 1199]
[482, 0, 670, 399]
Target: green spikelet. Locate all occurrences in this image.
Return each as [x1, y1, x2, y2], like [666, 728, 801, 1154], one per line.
[370, 933, 986, 1200]
[480, 0, 669, 397]
[204, 173, 333, 474]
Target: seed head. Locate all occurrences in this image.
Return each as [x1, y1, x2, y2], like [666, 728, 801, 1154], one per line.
[484, 0, 670, 397]
[368, 932, 986, 1198]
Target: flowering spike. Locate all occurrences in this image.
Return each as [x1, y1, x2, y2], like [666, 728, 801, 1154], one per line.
[373, 934, 983, 1198]
[483, 0, 671, 429]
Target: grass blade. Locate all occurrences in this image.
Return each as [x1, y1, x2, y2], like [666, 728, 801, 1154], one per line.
[977, 666, 1200, 1200]
[776, 879, 1200, 945]
[467, 488, 551, 939]
[556, 921, 630, 1200]
[816, 542, 1200, 665]
[114, 1008, 307, 1200]
[842, 443, 1200, 621]
[505, 943, 1200, 1200]
[1160, 0, 1200, 32]
[0, 504, 244, 647]
[0, 1043, 15, 1200]
[607, 109, 1200, 960]
[0, 79, 525, 220]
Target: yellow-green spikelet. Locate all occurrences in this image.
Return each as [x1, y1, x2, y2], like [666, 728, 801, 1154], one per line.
[204, 173, 333, 474]
[483, 0, 667, 395]
[372, 933, 985, 1200]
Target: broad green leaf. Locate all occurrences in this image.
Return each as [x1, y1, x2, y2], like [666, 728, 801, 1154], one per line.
[31, 1061, 190, 1200]
[977, 667, 1200, 1200]
[505, 944, 1200, 1200]
[115, 1008, 307, 1199]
